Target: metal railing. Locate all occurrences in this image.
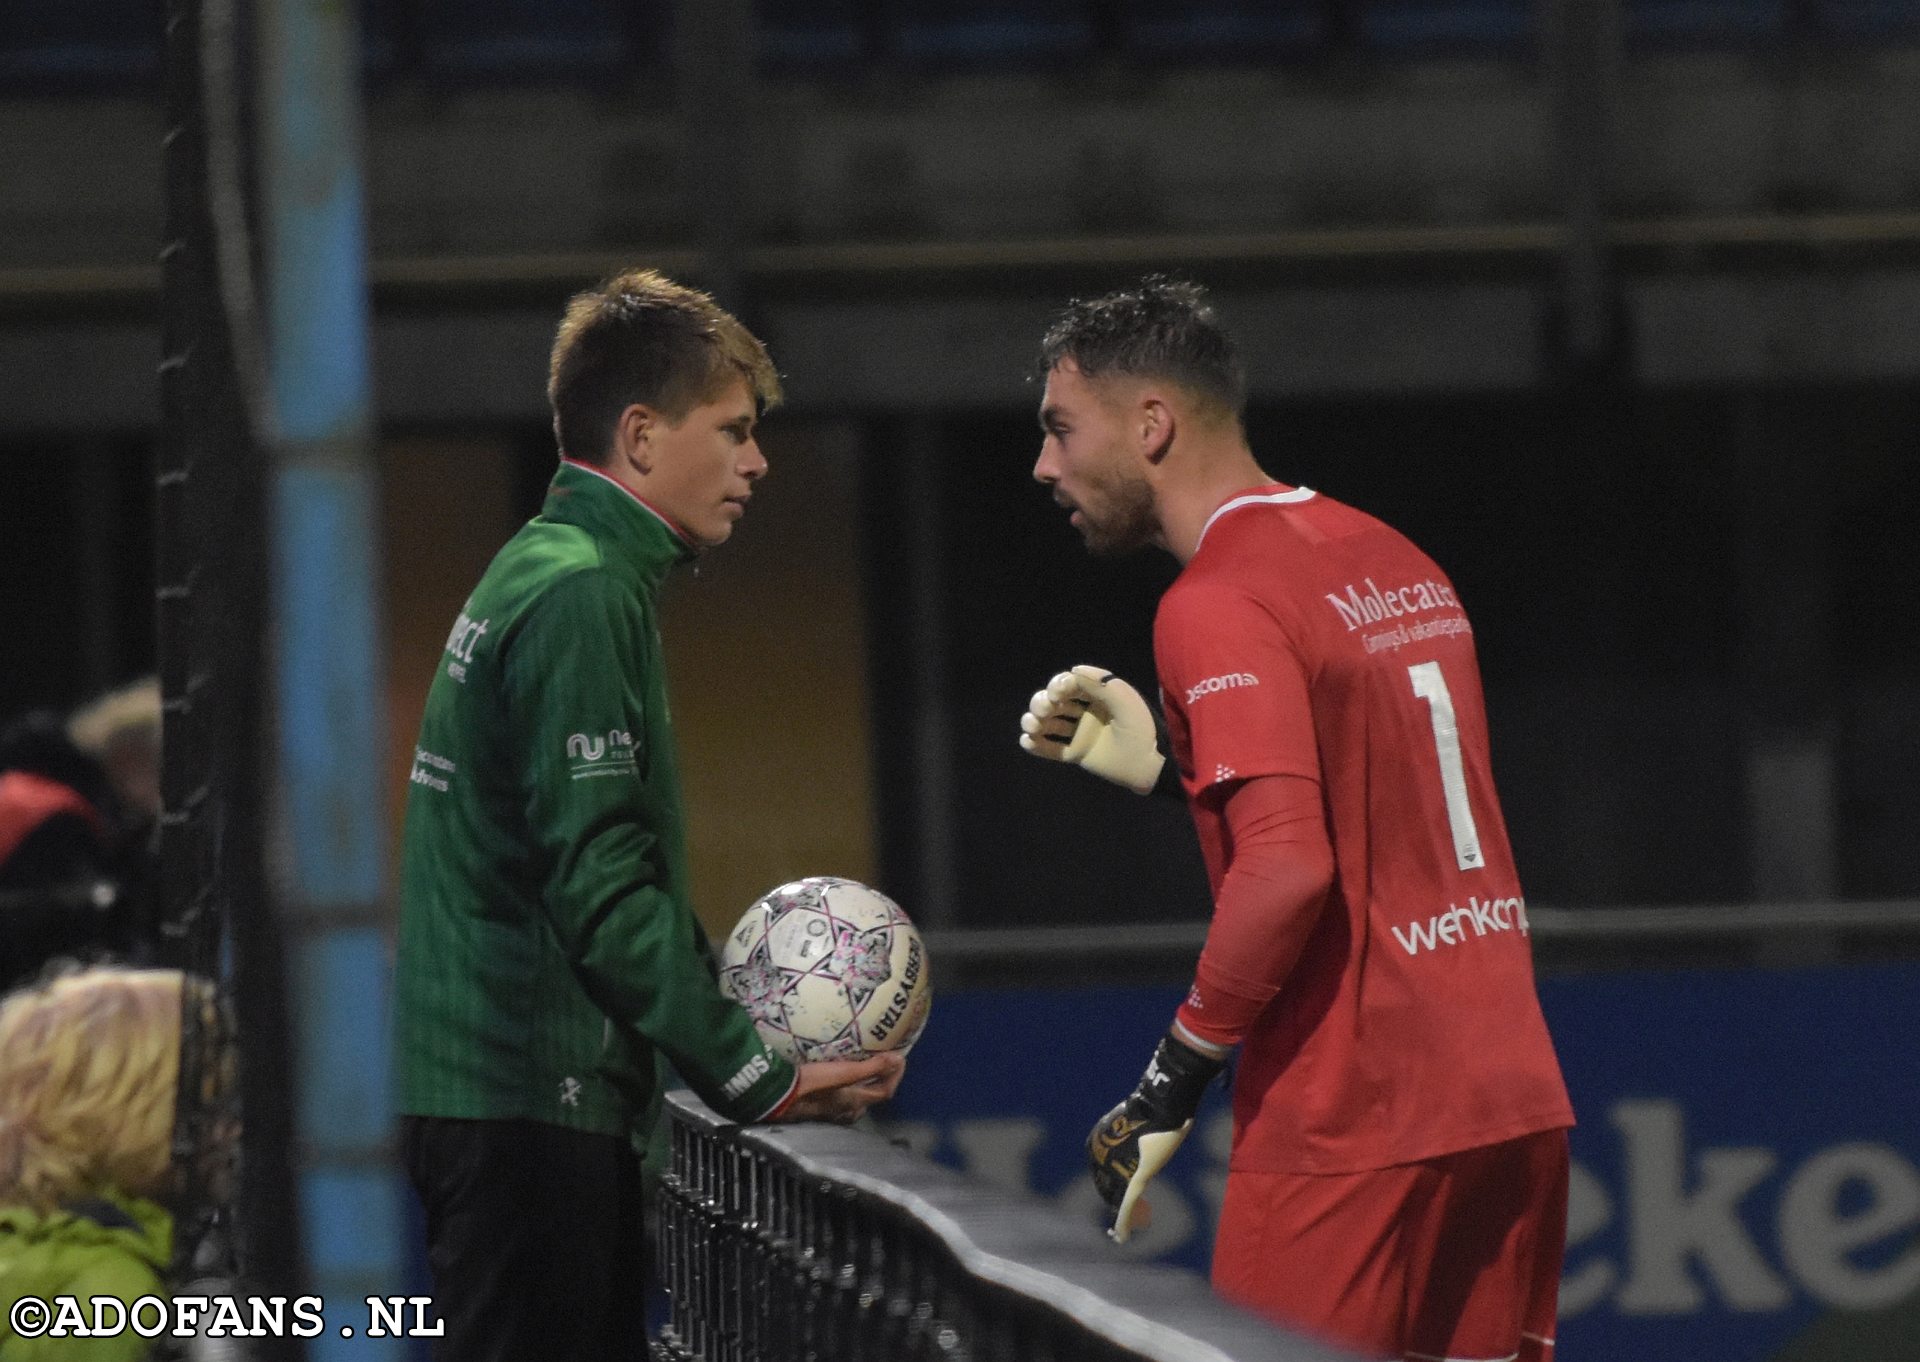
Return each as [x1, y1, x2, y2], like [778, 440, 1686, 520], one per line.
[14, 208, 1920, 316]
[655, 1090, 1354, 1362]
[920, 901, 1920, 987]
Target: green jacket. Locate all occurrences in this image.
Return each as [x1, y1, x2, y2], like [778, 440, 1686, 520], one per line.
[394, 459, 796, 1134]
[0, 1193, 171, 1362]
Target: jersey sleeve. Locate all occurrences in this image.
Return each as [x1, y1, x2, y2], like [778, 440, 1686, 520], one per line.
[501, 570, 796, 1122]
[1174, 774, 1335, 1049]
[1155, 579, 1319, 792]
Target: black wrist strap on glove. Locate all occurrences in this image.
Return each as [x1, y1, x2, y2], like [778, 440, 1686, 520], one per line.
[1087, 1031, 1225, 1237]
[1133, 1030, 1225, 1126]
[1149, 710, 1185, 802]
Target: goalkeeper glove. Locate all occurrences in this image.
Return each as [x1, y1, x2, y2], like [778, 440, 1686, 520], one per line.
[1019, 664, 1166, 796]
[1086, 1031, 1224, 1245]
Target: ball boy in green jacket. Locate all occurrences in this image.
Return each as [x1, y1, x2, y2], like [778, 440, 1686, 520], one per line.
[394, 270, 902, 1361]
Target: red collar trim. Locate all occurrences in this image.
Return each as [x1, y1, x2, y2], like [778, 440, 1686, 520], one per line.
[559, 458, 698, 548]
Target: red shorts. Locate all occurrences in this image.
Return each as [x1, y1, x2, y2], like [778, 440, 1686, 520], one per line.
[1212, 1128, 1569, 1362]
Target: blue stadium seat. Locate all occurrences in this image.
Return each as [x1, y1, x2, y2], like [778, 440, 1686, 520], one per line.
[890, 0, 1096, 66]
[1810, 0, 1920, 39]
[416, 0, 632, 78]
[1624, 0, 1787, 43]
[0, 0, 161, 89]
[1361, 1, 1533, 51]
[1124, 0, 1326, 61]
[757, 0, 868, 70]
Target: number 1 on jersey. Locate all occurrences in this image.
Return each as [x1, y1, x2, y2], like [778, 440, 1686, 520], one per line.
[1408, 661, 1484, 871]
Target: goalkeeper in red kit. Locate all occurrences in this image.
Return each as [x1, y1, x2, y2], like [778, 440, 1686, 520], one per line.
[1019, 277, 1574, 1362]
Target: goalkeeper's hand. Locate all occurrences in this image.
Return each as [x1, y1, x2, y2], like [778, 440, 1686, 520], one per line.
[1086, 1031, 1225, 1245]
[1019, 665, 1166, 796]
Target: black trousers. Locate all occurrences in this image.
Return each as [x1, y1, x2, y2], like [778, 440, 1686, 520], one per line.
[401, 1116, 650, 1362]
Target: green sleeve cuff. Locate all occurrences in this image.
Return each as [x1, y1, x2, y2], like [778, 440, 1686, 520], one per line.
[706, 1045, 798, 1123]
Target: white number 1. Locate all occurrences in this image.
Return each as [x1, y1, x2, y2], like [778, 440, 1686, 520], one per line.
[1408, 661, 1484, 871]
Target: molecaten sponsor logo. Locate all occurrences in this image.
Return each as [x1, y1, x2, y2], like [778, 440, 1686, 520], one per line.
[1185, 672, 1260, 705]
[1326, 576, 1460, 631]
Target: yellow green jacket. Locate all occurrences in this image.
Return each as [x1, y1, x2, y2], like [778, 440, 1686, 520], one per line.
[0, 1193, 170, 1362]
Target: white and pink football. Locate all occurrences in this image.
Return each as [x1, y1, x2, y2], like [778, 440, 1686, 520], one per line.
[719, 876, 932, 1064]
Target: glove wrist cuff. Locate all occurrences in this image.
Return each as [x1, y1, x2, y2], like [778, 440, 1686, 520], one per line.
[1138, 1032, 1224, 1125]
[1112, 748, 1166, 797]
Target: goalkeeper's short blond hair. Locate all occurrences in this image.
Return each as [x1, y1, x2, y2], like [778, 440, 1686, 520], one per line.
[0, 967, 185, 1210]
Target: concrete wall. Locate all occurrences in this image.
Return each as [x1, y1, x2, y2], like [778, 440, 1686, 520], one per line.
[7, 50, 1920, 268]
[4, 48, 1920, 427]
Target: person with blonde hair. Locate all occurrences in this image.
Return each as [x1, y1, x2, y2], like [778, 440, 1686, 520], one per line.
[0, 967, 222, 1361]
[0, 679, 164, 990]
[65, 680, 162, 827]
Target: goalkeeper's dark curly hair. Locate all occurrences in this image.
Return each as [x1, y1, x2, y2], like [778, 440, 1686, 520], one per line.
[1036, 275, 1247, 422]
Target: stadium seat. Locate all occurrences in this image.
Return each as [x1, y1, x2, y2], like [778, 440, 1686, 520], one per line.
[1810, 0, 1920, 39]
[890, 0, 1097, 66]
[1623, 0, 1787, 44]
[0, 0, 162, 90]
[1361, 1, 1533, 51]
[1123, 0, 1327, 62]
[361, 0, 405, 83]
[415, 0, 634, 79]
[757, 0, 869, 71]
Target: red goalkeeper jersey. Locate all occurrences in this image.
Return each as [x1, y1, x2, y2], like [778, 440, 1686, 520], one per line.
[1156, 484, 1573, 1174]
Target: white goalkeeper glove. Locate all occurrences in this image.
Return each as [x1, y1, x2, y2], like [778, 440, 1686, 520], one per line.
[1018, 665, 1166, 796]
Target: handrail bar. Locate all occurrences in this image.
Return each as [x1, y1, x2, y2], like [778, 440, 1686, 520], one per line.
[923, 900, 1920, 963]
[660, 1089, 1354, 1361]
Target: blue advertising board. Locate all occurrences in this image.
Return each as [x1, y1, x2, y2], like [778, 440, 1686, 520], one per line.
[878, 964, 1920, 1361]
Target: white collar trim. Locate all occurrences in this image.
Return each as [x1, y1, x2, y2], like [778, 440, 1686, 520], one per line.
[1195, 486, 1317, 552]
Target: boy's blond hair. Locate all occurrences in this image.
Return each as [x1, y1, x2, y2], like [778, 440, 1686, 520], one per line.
[546, 269, 783, 464]
[0, 968, 184, 1209]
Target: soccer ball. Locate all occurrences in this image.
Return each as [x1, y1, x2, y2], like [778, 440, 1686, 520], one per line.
[718, 877, 932, 1064]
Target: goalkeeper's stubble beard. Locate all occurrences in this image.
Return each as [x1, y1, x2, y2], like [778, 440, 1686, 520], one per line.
[1076, 468, 1159, 557]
